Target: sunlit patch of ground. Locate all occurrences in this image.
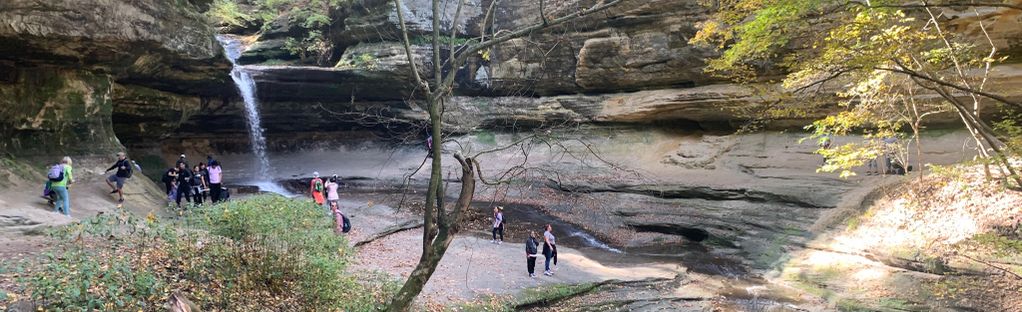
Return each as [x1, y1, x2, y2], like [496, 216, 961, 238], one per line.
[776, 164, 1022, 311]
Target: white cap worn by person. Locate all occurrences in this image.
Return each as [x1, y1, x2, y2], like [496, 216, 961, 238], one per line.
[313, 172, 320, 178]
[180, 154, 186, 158]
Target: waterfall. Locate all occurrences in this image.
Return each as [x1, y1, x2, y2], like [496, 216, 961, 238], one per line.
[216, 35, 288, 195]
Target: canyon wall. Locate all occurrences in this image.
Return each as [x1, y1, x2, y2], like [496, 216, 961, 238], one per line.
[0, 0, 229, 159]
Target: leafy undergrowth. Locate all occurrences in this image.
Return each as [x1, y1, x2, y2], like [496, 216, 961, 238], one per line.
[780, 164, 1022, 311]
[1, 195, 398, 311]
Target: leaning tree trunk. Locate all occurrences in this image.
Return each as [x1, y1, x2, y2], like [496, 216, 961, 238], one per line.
[386, 149, 477, 311]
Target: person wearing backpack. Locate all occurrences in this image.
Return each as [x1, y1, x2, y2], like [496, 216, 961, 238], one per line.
[49, 157, 74, 216]
[310, 172, 325, 206]
[104, 152, 132, 204]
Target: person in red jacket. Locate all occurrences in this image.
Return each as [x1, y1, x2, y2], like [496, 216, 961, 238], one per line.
[310, 172, 325, 206]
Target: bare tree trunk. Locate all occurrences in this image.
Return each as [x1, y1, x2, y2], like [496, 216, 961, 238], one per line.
[386, 154, 476, 311]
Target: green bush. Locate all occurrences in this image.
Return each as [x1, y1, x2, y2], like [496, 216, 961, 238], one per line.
[17, 196, 396, 311]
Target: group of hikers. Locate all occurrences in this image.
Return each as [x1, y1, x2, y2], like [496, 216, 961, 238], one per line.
[308, 172, 350, 234]
[818, 134, 910, 175]
[490, 206, 560, 277]
[42, 152, 140, 217]
[160, 154, 226, 208]
[41, 152, 231, 217]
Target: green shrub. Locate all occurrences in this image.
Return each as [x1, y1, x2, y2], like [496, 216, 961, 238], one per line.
[17, 196, 396, 311]
[208, 0, 254, 27]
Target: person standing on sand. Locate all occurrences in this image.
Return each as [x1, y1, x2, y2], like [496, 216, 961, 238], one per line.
[208, 160, 223, 203]
[50, 157, 74, 217]
[175, 162, 193, 208]
[104, 152, 131, 204]
[191, 165, 207, 205]
[325, 177, 340, 211]
[310, 172, 326, 207]
[176, 154, 188, 168]
[491, 206, 504, 244]
[526, 231, 539, 278]
[543, 224, 558, 276]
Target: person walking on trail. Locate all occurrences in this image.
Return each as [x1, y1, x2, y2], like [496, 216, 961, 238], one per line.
[208, 160, 223, 203]
[543, 224, 558, 276]
[162, 167, 179, 195]
[104, 152, 132, 204]
[525, 231, 540, 278]
[175, 162, 193, 208]
[310, 172, 326, 206]
[49, 157, 74, 217]
[191, 165, 207, 205]
[491, 206, 505, 244]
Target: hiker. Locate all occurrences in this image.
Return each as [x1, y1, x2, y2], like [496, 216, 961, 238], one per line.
[104, 152, 132, 204]
[325, 177, 340, 212]
[191, 165, 207, 205]
[310, 172, 326, 206]
[162, 167, 179, 195]
[41, 178, 55, 206]
[543, 224, 558, 276]
[330, 201, 347, 234]
[49, 157, 74, 216]
[208, 160, 223, 203]
[175, 162, 193, 208]
[818, 134, 833, 165]
[176, 154, 188, 168]
[491, 206, 504, 244]
[198, 163, 210, 202]
[882, 136, 898, 174]
[525, 231, 540, 278]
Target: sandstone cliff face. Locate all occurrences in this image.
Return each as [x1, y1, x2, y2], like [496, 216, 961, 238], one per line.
[213, 0, 1022, 141]
[0, 0, 230, 157]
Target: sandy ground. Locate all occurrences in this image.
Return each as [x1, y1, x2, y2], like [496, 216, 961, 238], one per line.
[335, 198, 682, 307]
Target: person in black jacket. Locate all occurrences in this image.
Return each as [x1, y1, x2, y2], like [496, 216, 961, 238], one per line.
[104, 152, 132, 204]
[174, 162, 193, 208]
[525, 231, 540, 278]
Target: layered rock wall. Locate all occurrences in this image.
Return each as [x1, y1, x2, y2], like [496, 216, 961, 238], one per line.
[0, 0, 230, 158]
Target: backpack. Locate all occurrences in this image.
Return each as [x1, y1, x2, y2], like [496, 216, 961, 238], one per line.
[341, 214, 351, 233]
[47, 164, 64, 182]
[162, 170, 173, 183]
[313, 179, 324, 192]
[123, 159, 133, 178]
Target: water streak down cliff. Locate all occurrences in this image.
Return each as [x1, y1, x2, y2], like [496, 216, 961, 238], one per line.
[216, 35, 291, 195]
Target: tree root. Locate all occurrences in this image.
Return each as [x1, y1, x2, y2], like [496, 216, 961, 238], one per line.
[513, 277, 675, 311]
[353, 219, 424, 247]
